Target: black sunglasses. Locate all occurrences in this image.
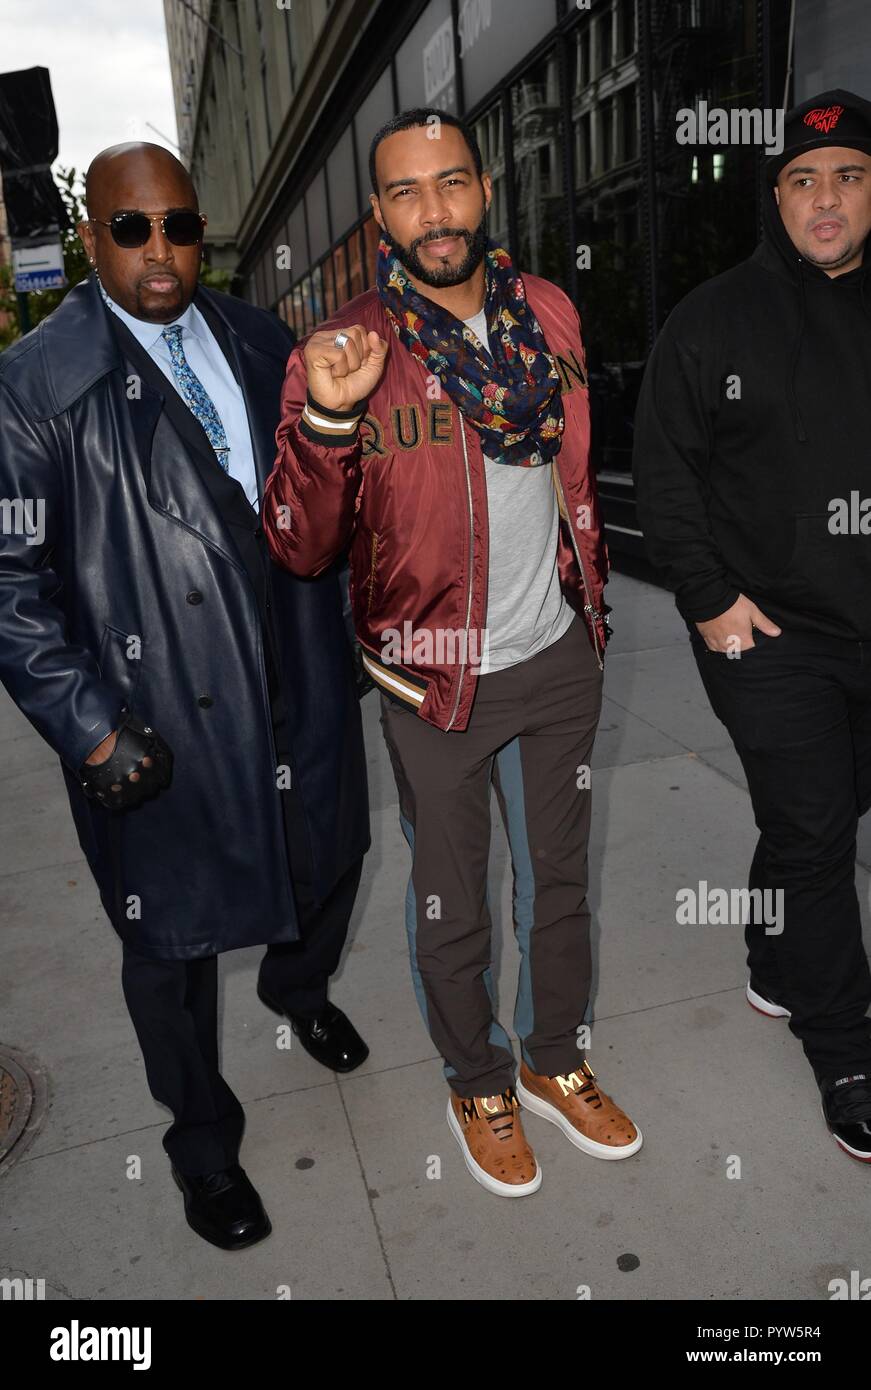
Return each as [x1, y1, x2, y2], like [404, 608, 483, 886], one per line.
[90, 210, 206, 249]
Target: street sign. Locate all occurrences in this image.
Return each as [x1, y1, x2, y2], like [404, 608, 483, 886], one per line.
[12, 239, 66, 292]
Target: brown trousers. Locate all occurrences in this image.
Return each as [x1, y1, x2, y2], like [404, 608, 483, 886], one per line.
[380, 615, 603, 1097]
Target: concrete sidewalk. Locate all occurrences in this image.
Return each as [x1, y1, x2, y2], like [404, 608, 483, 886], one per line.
[1, 570, 869, 1301]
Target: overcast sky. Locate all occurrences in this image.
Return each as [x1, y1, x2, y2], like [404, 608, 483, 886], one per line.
[3, 0, 179, 188]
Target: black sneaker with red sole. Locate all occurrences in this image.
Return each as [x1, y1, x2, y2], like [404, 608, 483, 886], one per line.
[820, 1073, 871, 1162]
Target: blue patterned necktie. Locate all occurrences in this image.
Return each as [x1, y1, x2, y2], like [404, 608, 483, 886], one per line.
[161, 325, 230, 471]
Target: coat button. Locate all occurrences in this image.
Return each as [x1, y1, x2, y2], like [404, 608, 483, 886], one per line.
[197, 695, 213, 708]
[186, 590, 203, 605]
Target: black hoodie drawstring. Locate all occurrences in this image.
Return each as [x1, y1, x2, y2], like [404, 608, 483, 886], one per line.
[788, 264, 808, 443]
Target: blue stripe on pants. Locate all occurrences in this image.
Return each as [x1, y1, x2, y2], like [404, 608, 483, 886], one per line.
[494, 737, 594, 1067]
[493, 738, 537, 1067]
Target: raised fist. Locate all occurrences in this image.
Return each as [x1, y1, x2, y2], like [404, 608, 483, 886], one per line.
[304, 324, 389, 413]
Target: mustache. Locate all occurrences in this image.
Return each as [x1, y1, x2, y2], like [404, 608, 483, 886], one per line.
[138, 270, 181, 285]
[413, 228, 472, 250]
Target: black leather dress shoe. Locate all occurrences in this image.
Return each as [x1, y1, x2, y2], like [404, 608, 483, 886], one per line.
[171, 1164, 272, 1250]
[820, 1073, 871, 1162]
[258, 986, 369, 1072]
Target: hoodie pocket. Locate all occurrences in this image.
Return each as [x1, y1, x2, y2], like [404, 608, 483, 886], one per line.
[768, 513, 871, 620]
[98, 624, 143, 709]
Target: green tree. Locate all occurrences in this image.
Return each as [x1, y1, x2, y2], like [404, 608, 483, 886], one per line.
[0, 165, 89, 349]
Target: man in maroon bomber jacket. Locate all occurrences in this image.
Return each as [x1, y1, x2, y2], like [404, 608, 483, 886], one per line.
[263, 108, 642, 1199]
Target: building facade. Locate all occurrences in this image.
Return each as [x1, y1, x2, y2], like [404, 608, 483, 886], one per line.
[165, 1, 854, 553]
[794, 0, 871, 101]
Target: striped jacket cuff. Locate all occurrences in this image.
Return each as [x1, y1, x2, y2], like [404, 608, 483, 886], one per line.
[299, 389, 365, 446]
[358, 647, 429, 709]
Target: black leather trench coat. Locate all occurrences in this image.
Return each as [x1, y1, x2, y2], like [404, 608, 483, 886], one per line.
[0, 276, 369, 958]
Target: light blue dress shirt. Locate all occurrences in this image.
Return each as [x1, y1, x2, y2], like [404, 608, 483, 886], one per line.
[98, 279, 260, 511]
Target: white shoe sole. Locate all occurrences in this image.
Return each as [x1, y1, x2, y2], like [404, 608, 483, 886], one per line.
[746, 980, 791, 1019]
[515, 1079, 643, 1159]
[446, 1098, 542, 1197]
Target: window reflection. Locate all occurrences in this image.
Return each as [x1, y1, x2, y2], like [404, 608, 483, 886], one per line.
[311, 263, 325, 325]
[347, 229, 364, 298]
[323, 255, 337, 317]
[291, 283, 304, 338]
[363, 215, 382, 288]
[333, 241, 349, 308]
[510, 52, 567, 290]
[300, 275, 314, 334]
[471, 105, 508, 251]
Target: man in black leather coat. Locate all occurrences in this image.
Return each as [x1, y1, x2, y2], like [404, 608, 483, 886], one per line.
[0, 143, 371, 1250]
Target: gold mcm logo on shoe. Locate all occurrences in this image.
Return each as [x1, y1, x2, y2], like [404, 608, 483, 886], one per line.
[517, 1058, 643, 1160]
[447, 1085, 542, 1197]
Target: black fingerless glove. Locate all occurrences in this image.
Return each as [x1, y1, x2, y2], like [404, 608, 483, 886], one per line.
[78, 710, 173, 811]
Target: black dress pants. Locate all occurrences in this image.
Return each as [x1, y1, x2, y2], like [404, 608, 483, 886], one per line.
[121, 741, 363, 1176]
[691, 625, 871, 1084]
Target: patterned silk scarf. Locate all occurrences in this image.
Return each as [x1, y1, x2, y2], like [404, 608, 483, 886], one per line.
[376, 237, 564, 466]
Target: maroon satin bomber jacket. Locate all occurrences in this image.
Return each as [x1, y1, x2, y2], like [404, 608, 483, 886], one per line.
[263, 274, 609, 732]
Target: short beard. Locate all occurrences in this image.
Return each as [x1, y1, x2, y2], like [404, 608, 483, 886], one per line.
[135, 279, 184, 323]
[384, 211, 489, 288]
[803, 237, 858, 271]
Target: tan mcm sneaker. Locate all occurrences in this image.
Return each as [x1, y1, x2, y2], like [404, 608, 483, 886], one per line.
[516, 1058, 642, 1159]
[446, 1086, 542, 1197]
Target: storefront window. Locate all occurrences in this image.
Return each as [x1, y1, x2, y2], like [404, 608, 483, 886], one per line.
[300, 275, 314, 334]
[326, 127, 359, 243]
[354, 68, 394, 213]
[471, 105, 508, 251]
[618, 0, 636, 59]
[322, 254, 337, 318]
[621, 85, 638, 163]
[347, 228, 364, 299]
[287, 201, 309, 284]
[460, 0, 556, 111]
[574, 109, 592, 188]
[306, 169, 331, 264]
[599, 99, 614, 175]
[648, 0, 759, 320]
[599, 7, 613, 73]
[509, 51, 568, 290]
[573, 28, 588, 92]
[291, 283, 304, 338]
[396, 0, 457, 114]
[333, 241, 349, 308]
[311, 262, 325, 325]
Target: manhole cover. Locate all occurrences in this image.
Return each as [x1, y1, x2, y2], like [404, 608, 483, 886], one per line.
[0, 1047, 48, 1175]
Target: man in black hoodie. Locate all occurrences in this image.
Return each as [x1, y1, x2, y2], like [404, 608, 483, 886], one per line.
[633, 90, 871, 1162]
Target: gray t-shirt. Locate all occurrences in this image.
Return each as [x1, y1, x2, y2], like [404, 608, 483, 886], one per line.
[463, 308, 574, 675]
